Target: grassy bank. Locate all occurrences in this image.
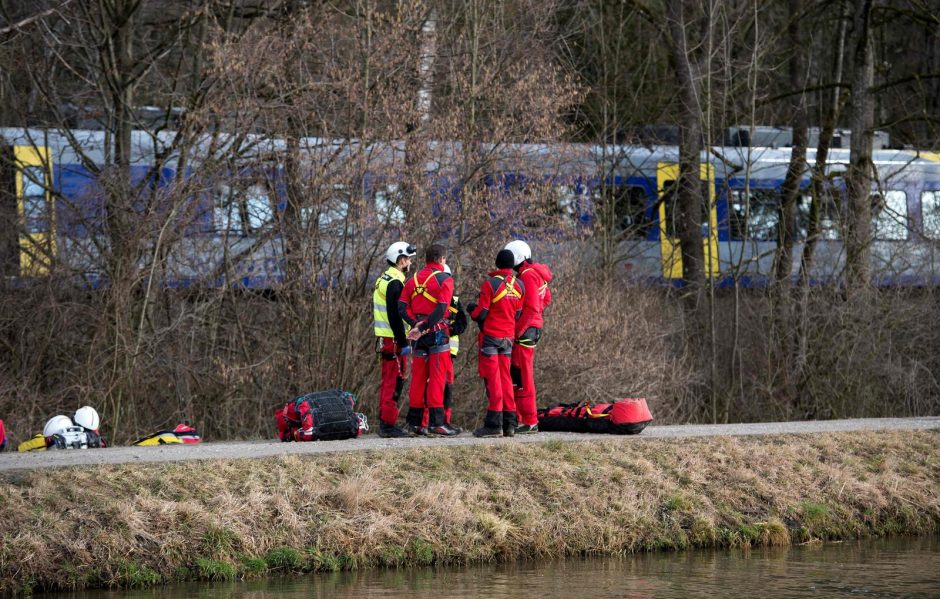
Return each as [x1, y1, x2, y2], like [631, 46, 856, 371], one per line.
[1, 430, 938, 593]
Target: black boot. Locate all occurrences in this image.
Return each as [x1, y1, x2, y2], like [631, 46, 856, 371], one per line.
[405, 408, 427, 436]
[502, 411, 518, 438]
[378, 423, 410, 438]
[426, 407, 460, 436]
[473, 411, 503, 438]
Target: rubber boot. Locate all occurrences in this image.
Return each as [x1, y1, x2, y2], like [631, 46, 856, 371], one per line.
[473, 411, 503, 438]
[502, 411, 518, 438]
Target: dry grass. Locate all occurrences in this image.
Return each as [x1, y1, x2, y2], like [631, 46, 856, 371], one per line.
[0, 430, 938, 593]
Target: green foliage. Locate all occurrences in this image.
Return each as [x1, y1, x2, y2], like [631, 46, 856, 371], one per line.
[412, 538, 435, 565]
[195, 558, 237, 581]
[308, 548, 341, 572]
[117, 562, 161, 587]
[202, 525, 239, 558]
[239, 556, 268, 577]
[264, 547, 305, 572]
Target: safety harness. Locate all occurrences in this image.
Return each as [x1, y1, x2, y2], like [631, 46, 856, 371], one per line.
[411, 270, 443, 304]
[491, 274, 522, 303]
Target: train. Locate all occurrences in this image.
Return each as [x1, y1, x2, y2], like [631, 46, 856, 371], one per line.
[3, 125, 940, 288]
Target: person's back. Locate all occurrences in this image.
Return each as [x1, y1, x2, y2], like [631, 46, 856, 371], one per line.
[476, 270, 524, 338]
[469, 249, 525, 438]
[516, 261, 553, 336]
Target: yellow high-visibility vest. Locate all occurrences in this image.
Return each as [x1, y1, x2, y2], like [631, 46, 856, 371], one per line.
[448, 295, 459, 356]
[373, 267, 407, 338]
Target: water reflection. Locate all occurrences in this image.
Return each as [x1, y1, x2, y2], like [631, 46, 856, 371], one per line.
[56, 536, 939, 598]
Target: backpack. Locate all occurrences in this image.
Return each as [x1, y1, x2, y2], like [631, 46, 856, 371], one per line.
[275, 389, 363, 442]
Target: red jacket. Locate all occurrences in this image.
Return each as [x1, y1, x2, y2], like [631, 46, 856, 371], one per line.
[398, 262, 454, 333]
[470, 268, 525, 338]
[515, 261, 553, 336]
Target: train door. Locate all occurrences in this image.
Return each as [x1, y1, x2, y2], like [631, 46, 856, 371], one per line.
[656, 162, 718, 279]
[13, 145, 55, 275]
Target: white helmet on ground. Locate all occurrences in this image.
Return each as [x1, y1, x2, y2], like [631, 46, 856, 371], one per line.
[504, 240, 532, 267]
[385, 241, 417, 265]
[44, 415, 74, 437]
[73, 406, 100, 431]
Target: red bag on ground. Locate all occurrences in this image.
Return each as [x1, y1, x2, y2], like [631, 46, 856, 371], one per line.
[537, 398, 652, 435]
[172, 423, 202, 443]
[608, 398, 653, 434]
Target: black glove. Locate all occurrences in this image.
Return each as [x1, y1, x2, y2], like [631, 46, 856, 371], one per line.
[467, 302, 477, 315]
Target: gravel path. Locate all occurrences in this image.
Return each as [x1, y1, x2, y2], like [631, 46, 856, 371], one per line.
[0, 417, 937, 473]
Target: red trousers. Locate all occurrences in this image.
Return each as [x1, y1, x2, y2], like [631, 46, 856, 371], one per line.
[512, 344, 538, 425]
[479, 336, 515, 413]
[409, 347, 450, 411]
[422, 354, 455, 427]
[378, 337, 408, 426]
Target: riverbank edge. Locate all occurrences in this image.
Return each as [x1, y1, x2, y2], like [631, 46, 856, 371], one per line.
[1, 429, 937, 594]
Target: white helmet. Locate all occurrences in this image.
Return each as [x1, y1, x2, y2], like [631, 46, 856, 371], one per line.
[385, 241, 416, 265]
[504, 240, 531, 266]
[73, 406, 100, 431]
[44, 415, 74, 437]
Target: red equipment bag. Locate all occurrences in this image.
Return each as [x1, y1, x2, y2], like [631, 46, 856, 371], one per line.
[537, 398, 652, 435]
[275, 389, 362, 442]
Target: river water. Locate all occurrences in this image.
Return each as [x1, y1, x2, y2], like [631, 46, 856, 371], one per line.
[57, 536, 939, 598]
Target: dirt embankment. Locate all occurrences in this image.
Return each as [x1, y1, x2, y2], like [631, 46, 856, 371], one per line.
[1, 429, 938, 594]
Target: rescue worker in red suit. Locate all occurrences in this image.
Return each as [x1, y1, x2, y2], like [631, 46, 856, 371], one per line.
[398, 244, 460, 436]
[505, 240, 553, 434]
[468, 249, 525, 437]
[373, 241, 417, 438]
[421, 262, 467, 432]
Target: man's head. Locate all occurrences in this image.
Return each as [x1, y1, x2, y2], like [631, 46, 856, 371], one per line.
[495, 249, 516, 269]
[426, 243, 447, 266]
[385, 241, 416, 271]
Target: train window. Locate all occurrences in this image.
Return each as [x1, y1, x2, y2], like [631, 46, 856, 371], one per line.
[318, 184, 351, 232]
[591, 184, 648, 236]
[729, 189, 780, 241]
[661, 180, 679, 238]
[660, 179, 711, 239]
[618, 186, 649, 237]
[22, 166, 49, 234]
[244, 184, 274, 232]
[872, 190, 908, 241]
[796, 193, 843, 240]
[213, 183, 240, 234]
[375, 183, 405, 227]
[556, 184, 581, 221]
[213, 182, 273, 234]
[922, 191, 940, 240]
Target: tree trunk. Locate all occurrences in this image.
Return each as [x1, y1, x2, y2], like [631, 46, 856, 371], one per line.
[774, 0, 808, 294]
[666, 0, 706, 292]
[844, 0, 875, 291]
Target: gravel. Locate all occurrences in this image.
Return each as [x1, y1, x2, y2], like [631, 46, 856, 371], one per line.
[0, 416, 937, 473]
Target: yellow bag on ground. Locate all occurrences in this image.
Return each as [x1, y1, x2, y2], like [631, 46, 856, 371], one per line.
[17, 433, 48, 452]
